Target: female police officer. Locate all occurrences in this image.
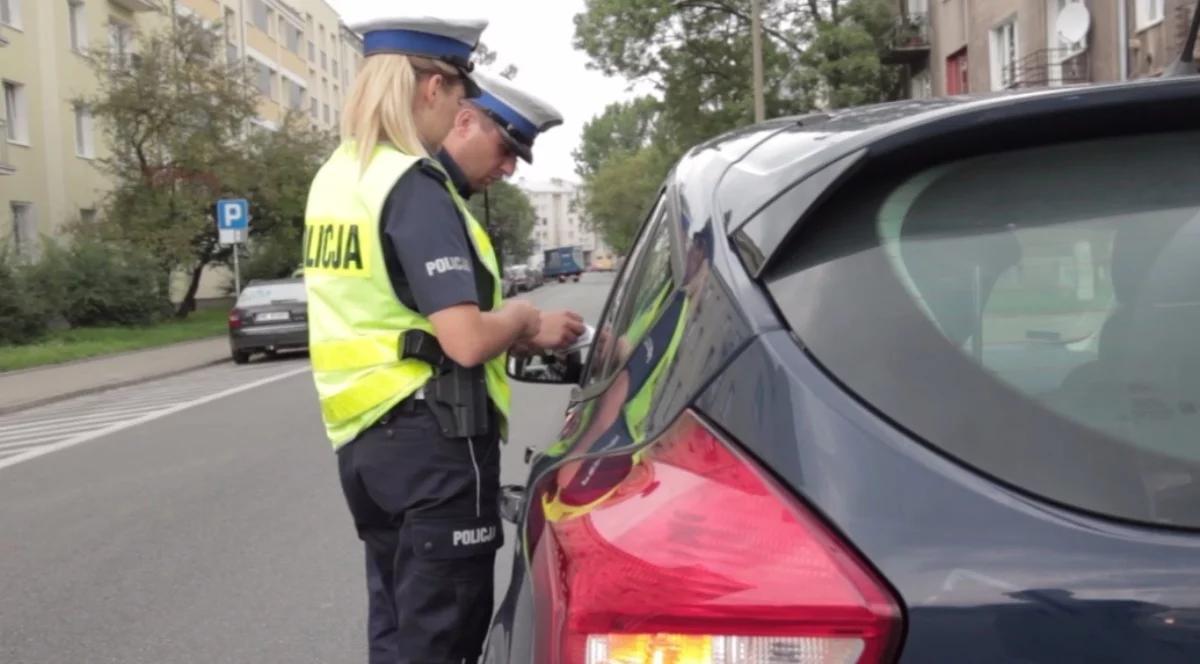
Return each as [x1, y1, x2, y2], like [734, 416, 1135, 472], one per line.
[301, 15, 578, 664]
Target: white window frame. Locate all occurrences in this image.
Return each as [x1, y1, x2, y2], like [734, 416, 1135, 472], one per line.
[989, 17, 1020, 91]
[74, 104, 95, 159]
[10, 201, 36, 258]
[108, 19, 134, 67]
[1135, 0, 1165, 30]
[4, 80, 29, 145]
[68, 0, 87, 52]
[1, 0, 21, 29]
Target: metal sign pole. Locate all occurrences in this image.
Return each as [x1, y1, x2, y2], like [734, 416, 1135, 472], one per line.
[233, 242, 242, 295]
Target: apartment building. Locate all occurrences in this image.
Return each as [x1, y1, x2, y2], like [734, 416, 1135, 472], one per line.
[887, 0, 1197, 98]
[517, 177, 616, 270]
[0, 0, 360, 263]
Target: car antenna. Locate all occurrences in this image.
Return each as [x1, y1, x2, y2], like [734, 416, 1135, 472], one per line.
[1164, 0, 1200, 76]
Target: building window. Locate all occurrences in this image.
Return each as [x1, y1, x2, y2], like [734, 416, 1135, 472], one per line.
[323, 102, 330, 123]
[308, 40, 315, 60]
[251, 60, 275, 99]
[109, 20, 134, 66]
[990, 18, 1019, 90]
[1136, 0, 1164, 29]
[10, 202, 36, 258]
[250, 0, 269, 33]
[287, 24, 302, 54]
[309, 96, 317, 120]
[80, 208, 96, 224]
[4, 81, 28, 144]
[74, 104, 95, 158]
[0, 0, 21, 29]
[332, 58, 338, 76]
[321, 49, 327, 70]
[286, 79, 304, 110]
[68, 0, 88, 52]
[226, 42, 239, 65]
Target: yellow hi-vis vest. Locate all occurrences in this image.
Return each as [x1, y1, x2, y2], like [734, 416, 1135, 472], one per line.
[302, 142, 510, 448]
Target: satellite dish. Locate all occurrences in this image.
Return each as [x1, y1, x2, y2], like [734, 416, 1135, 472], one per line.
[1056, 2, 1091, 45]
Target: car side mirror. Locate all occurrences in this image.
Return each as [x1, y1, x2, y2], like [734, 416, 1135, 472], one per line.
[507, 324, 594, 385]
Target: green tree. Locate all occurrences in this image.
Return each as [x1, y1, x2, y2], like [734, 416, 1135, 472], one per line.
[468, 181, 536, 269]
[580, 146, 674, 254]
[228, 113, 335, 283]
[83, 16, 257, 316]
[83, 16, 335, 315]
[573, 0, 900, 253]
[573, 96, 663, 179]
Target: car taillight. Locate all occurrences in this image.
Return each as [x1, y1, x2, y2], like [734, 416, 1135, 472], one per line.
[228, 309, 243, 330]
[531, 410, 902, 664]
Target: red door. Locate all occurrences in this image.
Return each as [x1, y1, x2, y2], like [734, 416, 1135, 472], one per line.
[946, 48, 969, 95]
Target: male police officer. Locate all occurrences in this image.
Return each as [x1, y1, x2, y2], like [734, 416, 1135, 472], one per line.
[437, 73, 584, 349]
[305, 14, 584, 664]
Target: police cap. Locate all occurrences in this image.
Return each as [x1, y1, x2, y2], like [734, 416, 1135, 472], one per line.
[471, 72, 563, 163]
[349, 15, 488, 97]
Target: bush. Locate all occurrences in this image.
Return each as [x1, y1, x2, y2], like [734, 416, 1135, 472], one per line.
[0, 250, 49, 345]
[65, 240, 170, 326]
[27, 238, 170, 328]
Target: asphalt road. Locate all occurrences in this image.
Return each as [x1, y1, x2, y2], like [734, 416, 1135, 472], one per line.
[0, 273, 613, 664]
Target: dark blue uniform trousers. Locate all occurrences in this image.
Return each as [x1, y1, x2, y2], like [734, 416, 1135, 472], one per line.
[337, 400, 502, 664]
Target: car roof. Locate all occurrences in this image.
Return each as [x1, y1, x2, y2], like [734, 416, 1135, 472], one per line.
[677, 77, 1200, 274]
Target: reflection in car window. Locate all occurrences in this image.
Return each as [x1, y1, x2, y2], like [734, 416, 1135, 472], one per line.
[583, 198, 674, 388]
[771, 130, 1200, 528]
[236, 282, 306, 307]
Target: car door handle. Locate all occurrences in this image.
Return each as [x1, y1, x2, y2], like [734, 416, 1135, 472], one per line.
[499, 484, 526, 524]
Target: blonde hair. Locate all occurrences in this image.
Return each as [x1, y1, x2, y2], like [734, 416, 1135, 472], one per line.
[341, 54, 461, 173]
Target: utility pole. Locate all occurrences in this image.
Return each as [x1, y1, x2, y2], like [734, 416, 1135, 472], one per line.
[751, 0, 766, 122]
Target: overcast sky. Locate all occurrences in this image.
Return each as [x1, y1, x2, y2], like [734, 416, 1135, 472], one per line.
[323, 0, 643, 184]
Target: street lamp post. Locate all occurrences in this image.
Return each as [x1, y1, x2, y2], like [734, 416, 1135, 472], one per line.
[751, 0, 766, 122]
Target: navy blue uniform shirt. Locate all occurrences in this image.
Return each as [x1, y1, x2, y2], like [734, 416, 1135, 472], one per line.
[380, 154, 492, 316]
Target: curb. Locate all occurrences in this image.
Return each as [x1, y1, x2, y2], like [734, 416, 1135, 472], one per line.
[0, 356, 230, 418]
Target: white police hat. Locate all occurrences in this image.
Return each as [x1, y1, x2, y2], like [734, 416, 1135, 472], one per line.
[349, 16, 488, 97]
[472, 73, 564, 163]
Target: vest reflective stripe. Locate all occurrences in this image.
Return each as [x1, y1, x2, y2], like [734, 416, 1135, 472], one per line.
[310, 333, 408, 373]
[319, 362, 432, 424]
[304, 142, 508, 447]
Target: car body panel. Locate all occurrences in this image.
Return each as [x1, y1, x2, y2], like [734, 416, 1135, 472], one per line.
[698, 332, 1200, 662]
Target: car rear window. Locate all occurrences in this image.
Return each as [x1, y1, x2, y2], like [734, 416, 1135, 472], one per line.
[237, 282, 306, 307]
[766, 131, 1200, 529]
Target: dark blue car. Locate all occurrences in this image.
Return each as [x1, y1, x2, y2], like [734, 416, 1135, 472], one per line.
[490, 77, 1200, 664]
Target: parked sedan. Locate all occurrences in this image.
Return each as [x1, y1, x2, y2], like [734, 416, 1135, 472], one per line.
[227, 278, 308, 364]
[488, 78, 1200, 664]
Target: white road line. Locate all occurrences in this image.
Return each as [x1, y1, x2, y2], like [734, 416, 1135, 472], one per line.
[0, 411, 157, 436]
[0, 366, 311, 472]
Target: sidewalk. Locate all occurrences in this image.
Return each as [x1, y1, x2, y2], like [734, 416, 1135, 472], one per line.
[0, 337, 230, 415]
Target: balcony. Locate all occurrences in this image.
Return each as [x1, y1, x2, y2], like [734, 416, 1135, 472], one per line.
[0, 120, 14, 175]
[883, 13, 931, 66]
[1003, 48, 1091, 89]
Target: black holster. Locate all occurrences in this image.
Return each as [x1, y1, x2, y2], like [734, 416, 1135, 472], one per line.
[424, 364, 492, 439]
[401, 330, 492, 439]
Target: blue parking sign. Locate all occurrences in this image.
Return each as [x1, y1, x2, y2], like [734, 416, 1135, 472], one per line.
[217, 199, 249, 231]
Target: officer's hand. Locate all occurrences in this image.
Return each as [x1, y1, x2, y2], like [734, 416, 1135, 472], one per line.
[530, 310, 586, 351]
[502, 299, 541, 339]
